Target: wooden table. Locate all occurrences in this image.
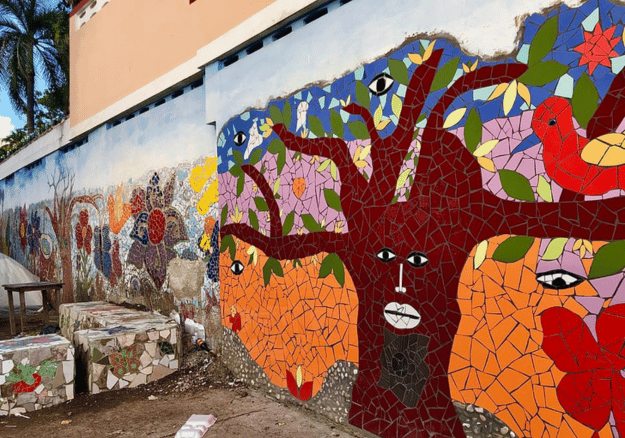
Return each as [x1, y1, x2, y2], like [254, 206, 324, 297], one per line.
[4, 282, 64, 336]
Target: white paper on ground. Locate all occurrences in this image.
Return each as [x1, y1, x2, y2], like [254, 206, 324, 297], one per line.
[174, 414, 216, 438]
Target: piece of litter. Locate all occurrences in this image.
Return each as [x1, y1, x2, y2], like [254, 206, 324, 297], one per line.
[148, 395, 158, 401]
[175, 414, 216, 438]
[277, 422, 285, 426]
[61, 419, 72, 425]
[13, 413, 29, 419]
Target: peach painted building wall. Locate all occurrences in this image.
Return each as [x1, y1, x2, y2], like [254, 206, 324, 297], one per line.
[69, 0, 277, 127]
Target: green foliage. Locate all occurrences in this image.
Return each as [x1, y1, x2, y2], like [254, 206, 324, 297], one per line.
[247, 148, 262, 166]
[263, 257, 284, 286]
[301, 214, 323, 232]
[464, 109, 482, 154]
[541, 237, 567, 261]
[348, 121, 369, 139]
[308, 115, 325, 137]
[232, 150, 244, 165]
[0, 0, 69, 133]
[355, 81, 370, 109]
[588, 241, 625, 279]
[492, 236, 535, 263]
[248, 209, 259, 230]
[323, 188, 342, 212]
[282, 211, 295, 235]
[220, 235, 236, 261]
[318, 253, 345, 286]
[253, 197, 268, 212]
[499, 169, 535, 202]
[236, 175, 245, 197]
[518, 61, 568, 86]
[388, 58, 409, 85]
[267, 139, 287, 173]
[528, 16, 558, 66]
[330, 109, 344, 138]
[269, 105, 283, 124]
[282, 101, 292, 128]
[571, 73, 599, 129]
[37, 359, 57, 378]
[220, 205, 228, 227]
[430, 57, 460, 92]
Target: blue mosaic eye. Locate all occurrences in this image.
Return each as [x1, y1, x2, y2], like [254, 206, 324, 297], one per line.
[368, 73, 394, 96]
[230, 260, 244, 275]
[406, 252, 428, 268]
[536, 269, 584, 290]
[376, 248, 396, 262]
[233, 131, 247, 146]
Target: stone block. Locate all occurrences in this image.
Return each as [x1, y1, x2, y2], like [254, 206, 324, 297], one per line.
[74, 320, 180, 394]
[0, 335, 74, 414]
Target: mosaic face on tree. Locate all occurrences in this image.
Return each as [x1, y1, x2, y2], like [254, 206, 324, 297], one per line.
[219, 2, 625, 436]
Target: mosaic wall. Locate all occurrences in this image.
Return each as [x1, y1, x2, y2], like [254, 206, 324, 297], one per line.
[0, 86, 219, 333]
[218, 1, 625, 437]
[0, 334, 74, 415]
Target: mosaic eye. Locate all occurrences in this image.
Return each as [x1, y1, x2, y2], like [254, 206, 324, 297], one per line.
[230, 260, 244, 275]
[536, 269, 584, 290]
[406, 252, 428, 268]
[376, 248, 396, 263]
[233, 131, 247, 146]
[368, 73, 395, 96]
[548, 119, 556, 126]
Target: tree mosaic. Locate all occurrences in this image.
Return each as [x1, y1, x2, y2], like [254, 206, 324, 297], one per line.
[219, 1, 625, 437]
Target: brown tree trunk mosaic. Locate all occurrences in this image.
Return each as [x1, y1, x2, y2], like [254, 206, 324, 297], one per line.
[45, 169, 100, 304]
[222, 49, 625, 437]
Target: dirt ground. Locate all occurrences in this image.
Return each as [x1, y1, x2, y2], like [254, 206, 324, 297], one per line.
[0, 349, 368, 438]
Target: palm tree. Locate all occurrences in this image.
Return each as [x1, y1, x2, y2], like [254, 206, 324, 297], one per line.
[0, 0, 64, 134]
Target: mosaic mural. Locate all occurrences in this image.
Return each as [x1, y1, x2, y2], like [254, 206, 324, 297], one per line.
[0, 87, 219, 330]
[219, 1, 625, 437]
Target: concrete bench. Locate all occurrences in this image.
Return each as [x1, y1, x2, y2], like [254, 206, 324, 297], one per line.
[59, 302, 180, 393]
[0, 334, 74, 415]
[74, 321, 179, 393]
[59, 302, 172, 343]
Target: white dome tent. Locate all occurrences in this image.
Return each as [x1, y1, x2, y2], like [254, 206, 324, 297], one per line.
[0, 252, 41, 309]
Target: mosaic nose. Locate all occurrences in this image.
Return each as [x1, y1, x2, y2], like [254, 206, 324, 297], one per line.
[395, 263, 407, 293]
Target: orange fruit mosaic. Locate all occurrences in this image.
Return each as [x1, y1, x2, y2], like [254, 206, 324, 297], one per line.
[220, 238, 359, 398]
[450, 235, 612, 438]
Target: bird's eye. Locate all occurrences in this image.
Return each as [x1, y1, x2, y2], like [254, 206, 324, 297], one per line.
[536, 269, 584, 290]
[406, 252, 428, 268]
[368, 73, 395, 96]
[233, 131, 247, 146]
[230, 260, 244, 275]
[548, 119, 556, 126]
[376, 248, 396, 262]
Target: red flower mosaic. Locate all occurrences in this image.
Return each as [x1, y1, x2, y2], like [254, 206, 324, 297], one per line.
[541, 305, 625, 438]
[286, 369, 313, 401]
[75, 209, 93, 255]
[12, 373, 41, 394]
[573, 23, 621, 75]
[127, 172, 188, 288]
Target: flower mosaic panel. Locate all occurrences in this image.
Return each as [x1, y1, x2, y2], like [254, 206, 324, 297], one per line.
[218, 1, 625, 436]
[0, 335, 74, 415]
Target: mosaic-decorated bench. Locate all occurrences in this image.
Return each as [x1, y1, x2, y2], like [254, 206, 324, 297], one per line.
[59, 302, 174, 344]
[74, 322, 180, 393]
[59, 302, 180, 393]
[0, 334, 74, 415]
